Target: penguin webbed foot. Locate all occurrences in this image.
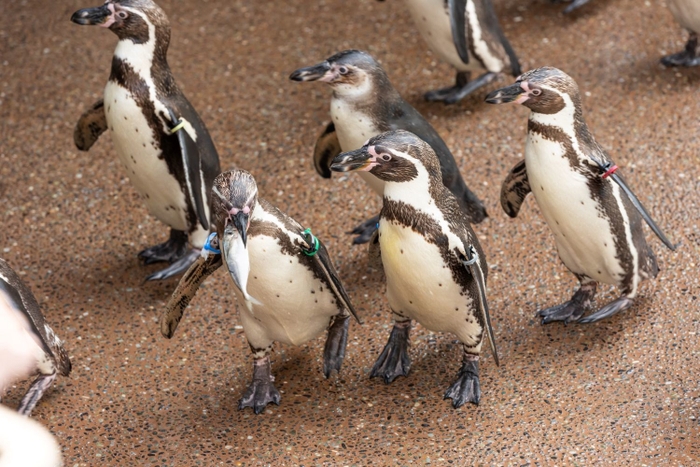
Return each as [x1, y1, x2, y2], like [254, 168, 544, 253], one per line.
[552, 0, 591, 14]
[138, 230, 190, 265]
[17, 372, 57, 416]
[578, 296, 634, 324]
[424, 84, 463, 103]
[661, 49, 700, 68]
[370, 321, 411, 384]
[425, 72, 497, 105]
[539, 281, 596, 324]
[444, 357, 480, 408]
[323, 315, 350, 378]
[144, 250, 200, 281]
[239, 357, 281, 414]
[349, 215, 380, 245]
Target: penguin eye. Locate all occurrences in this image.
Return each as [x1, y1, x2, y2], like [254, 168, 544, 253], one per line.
[531, 89, 542, 97]
[338, 66, 349, 75]
[117, 11, 128, 19]
[380, 154, 392, 162]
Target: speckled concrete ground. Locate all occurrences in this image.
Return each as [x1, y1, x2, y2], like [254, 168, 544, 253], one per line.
[1, 0, 698, 465]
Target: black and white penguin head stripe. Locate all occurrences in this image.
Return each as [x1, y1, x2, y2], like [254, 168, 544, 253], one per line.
[71, 0, 169, 44]
[211, 170, 259, 233]
[485, 67, 582, 115]
[330, 130, 441, 183]
[290, 50, 392, 99]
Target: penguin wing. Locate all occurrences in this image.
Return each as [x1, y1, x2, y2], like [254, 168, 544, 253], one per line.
[448, 0, 470, 64]
[160, 253, 223, 339]
[74, 99, 108, 151]
[368, 228, 384, 273]
[0, 260, 56, 361]
[500, 159, 530, 217]
[311, 239, 362, 324]
[164, 105, 210, 230]
[313, 122, 342, 178]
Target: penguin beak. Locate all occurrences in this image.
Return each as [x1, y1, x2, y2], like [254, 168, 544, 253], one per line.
[232, 211, 249, 248]
[330, 147, 375, 173]
[485, 83, 526, 104]
[289, 62, 334, 82]
[71, 4, 114, 27]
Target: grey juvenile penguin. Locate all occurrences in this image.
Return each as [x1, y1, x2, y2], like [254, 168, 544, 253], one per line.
[0, 259, 71, 416]
[160, 170, 360, 414]
[331, 130, 498, 408]
[290, 50, 487, 244]
[485, 67, 675, 324]
[71, 0, 221, 281]
[377, 0, 521, 104]
[661, 0, 700, 67]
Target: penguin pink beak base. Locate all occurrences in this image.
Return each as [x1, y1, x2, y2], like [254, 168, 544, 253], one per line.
[70, 3, 116, 28]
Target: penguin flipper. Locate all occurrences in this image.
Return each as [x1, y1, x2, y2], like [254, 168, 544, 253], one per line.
[165, 107, 209, 230]
[313, 122, 341, 178]
[448, 0, 470, 64]
[368, 228, 384, 274]
[500, 159, 530, 218]
[160, 253, 222, 339]
[74, 99, 107, 151]
[308, 238, 362, 324]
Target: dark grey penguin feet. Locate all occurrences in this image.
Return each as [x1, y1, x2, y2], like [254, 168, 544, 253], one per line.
[425, 72, 498, 105]
[370, 320, 412, 383]
[323, 314, 350, 378]
[552, 0, 591, 14]
[349, 214, 380, 245]
[539, 281, 597, 324]
[661, 33, 700, 67]
[239, 355, 281, 414]
[578, 296, 634, 324]
[139, 229, 189, 264]
[145, 250, 200, 281]
[17, 372, 57, 416]
[444, 353, 480, 408]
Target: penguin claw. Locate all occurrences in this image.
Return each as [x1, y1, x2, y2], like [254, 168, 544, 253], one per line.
[323, 315, 350, 378]
[578, 297, 634, 324]
[661, 51, 700, 68]
[145, 250, 199, 281]
[370, 322, 411, 384]
[538, 300, 586, 325]
[239, 356, 281, 414]
[349, 215, 380, 245]
[444, 359, 480, 408]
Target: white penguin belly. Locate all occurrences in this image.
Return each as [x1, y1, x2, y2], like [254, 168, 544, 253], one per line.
[668, 0, 700, 32]
[405, 0, 485, 72]
[104, 82, 190, 232]
[525, 133, 626, 285]
[330, 98, 385, 195]
[234, 235, 338, 348]
[379, 220, 480, 345]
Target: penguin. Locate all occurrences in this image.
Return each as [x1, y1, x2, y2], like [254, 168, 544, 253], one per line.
[376, 0, 521, 104]
[485, 67, 676, 324]
[551, 0, 591, 14]
[0, 259, 71, 416]
[330, 130, 498, 408]
[289, 50, 487, 244]
[71, 0, 221, 281]
[160, 170, 361, 414]
[661, 0, 700, 67]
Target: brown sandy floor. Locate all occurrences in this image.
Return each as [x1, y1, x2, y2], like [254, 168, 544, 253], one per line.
[1, 0, 699, 465]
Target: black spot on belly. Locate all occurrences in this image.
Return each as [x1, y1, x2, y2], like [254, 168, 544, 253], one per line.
[400, 249, 404, 254]
[580, 201, 584, 205]
[124, 116, 128, 120]
[135, 127, 139, 133]
[439, 283, 442, 287]
[540, 186, 544, 191]
[409, 300, 413, 304]
[319, 286, 323, 292]
[597, 270, 602, 275]
[311, 290, 315, 294]
[455, 307, 459, 311]
[276, 294, 280, 298]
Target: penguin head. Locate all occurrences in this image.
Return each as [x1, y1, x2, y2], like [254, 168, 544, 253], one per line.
[330, 130, 441, 183]
[71, 0, 169, 44]
[290, 50, 391, 99]
[485, 67, 581, 114]
[211, 170, 259, 247]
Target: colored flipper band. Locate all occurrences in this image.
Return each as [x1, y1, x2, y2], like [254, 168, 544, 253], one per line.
[301, 228, 320, 256]
[169, 117, 185, 134]
[204, 232, 221, 255]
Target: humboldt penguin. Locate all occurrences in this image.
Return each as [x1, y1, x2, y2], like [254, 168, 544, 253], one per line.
[0, 259, 71, 416]
[290, 50, 487, 244]
[485, 67, 676, 324]
[160, 170, 360, 414]
[331, 130, 498, 408]
[71, 0, 221, 281]
[661, 0, 700, 67]
[376, 0, 521, 104]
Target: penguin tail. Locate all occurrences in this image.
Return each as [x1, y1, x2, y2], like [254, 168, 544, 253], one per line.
[459, 189, 488, 224]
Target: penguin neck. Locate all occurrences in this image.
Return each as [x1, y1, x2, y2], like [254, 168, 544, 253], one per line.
[382, 164, 442, 217]
[111, 23, 173, 89]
